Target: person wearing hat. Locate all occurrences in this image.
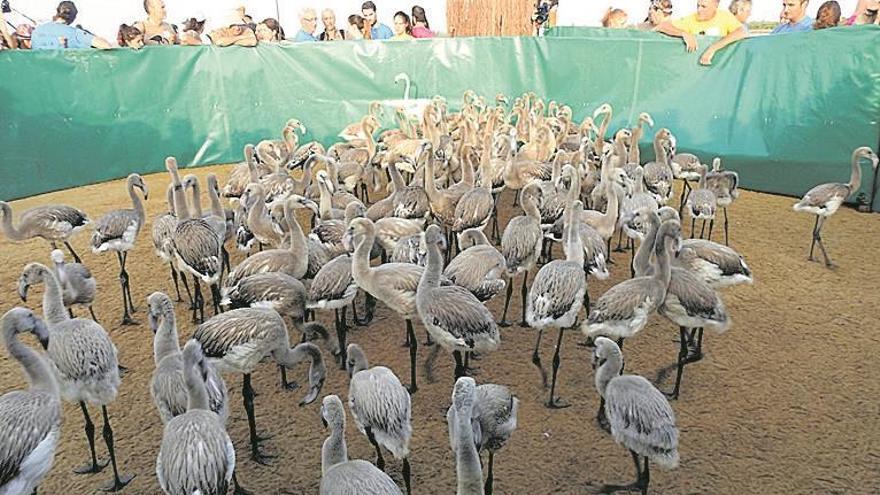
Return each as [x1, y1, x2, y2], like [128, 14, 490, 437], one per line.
[209, 9, 257, 47]
[31, 1, 111, 49]
[134, 0, 177, 45]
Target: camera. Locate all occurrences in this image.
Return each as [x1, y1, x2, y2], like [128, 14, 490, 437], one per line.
[1, 0, 11, 14]
[533, 1, 550, 26]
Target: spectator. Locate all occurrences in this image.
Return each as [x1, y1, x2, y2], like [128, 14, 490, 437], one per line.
[771, 0, 813, 33]
[256, 18, 285, 42]
[319, 9, 346, 40]
[209, 11, 257, 47]
[0, 11, 16, 49]
[391, 11, 414, 39]
[179, 16, 206, 45]
[845, 0, 878, 24]
[656, 0, 745, 65]
[411, 5, 435, 37]
[293, 8, 318, 41]
[602, 7, 629, 28]
[362, 1, 393, 39]
[117, 23, 144, 49]
[15, 23, 34, 49]
[729, 0, 752, 26]
[135, 0, 177, 45]
[814, 0, 841, 28]
[31, 1, 112, 50]
[637, 0, 674, 31]
[348, 14, 367, 39]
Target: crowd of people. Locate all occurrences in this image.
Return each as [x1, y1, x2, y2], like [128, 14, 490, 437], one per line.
[1, 0, 877, 52]
[0, 0, 435, 50]
[596, 0, 879, 65]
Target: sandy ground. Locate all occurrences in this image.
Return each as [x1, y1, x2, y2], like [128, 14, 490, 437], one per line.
[1, 164, 879, 495]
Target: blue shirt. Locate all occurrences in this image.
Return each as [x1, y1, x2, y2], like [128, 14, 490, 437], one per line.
[371, 23, 393, 40]
[31, 21, 94, 50]
[293, 30, 317, 42]
[771, 16, 813, 34]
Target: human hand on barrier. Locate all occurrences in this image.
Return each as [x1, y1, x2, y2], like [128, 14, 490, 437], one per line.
[699, 47, 716, 66]
[683, 33, 697, 52]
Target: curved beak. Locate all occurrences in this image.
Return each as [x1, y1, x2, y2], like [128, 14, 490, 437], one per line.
[299, 377, 324, 407]
[17, 279, 28, 302]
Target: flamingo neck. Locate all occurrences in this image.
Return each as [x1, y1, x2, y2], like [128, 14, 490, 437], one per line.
[0, 202, 25, 241]
[3, 318, 58, 395]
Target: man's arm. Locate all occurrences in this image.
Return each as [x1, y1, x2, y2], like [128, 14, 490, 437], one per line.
[699, 26, 747, 65]
[90, 35, 112, 49]
[656, 20, 698, 52]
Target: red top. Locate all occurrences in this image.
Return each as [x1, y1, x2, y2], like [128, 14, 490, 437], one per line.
[411, 26, 434, 38]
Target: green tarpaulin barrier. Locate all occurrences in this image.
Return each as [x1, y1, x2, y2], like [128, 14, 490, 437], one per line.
[1, 27, 879, 210]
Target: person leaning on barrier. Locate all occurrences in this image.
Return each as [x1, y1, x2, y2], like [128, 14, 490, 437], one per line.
[845, 0, 879, 24]
[411, 5, 435, 38]
[362, 1, 393, 40]
[179, 16, 206, 46]
[656, 0, 746, 66]
[602, 7, 629, 28]
[348, 14, 367, 39]
[256, 18, 285, 42]
[771, 0, 813, 33]
[636, 0, 673, 31]
[319, 9, 346, 40]
[117, 23, 144, 49]
[31, 1, 111, 50]
[14, 23, 34, 49]
[0, 9, 16, 49]
[293, 7, 318, 41]
[391, 11, 414, 39]
[728, 0, 752, 29]
[135, 0, 177, 45]
[814, 0, 841, 28]
[209, 11, 257, 47]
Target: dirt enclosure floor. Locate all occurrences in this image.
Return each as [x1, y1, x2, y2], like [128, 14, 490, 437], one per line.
[1, 164, 879, 495]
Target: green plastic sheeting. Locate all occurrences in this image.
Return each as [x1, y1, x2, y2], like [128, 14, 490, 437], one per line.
[1, 27, 879, 211]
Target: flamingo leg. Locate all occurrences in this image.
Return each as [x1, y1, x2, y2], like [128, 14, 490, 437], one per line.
[531, 328, 547, 388]
[546, 326, 570, 408]
[723, 206, 730, 246]
[498, 274, 514, 327]
[598, 450, 647, 494]
[64, 241, 83, 264]
[243, 374, 275, 465]
[99, 405, 134, 492]
[116, 252, 136, 326]
[406, 319, 418, 394]
[814, 216, 835, 268]
[73, 402, 108, 475]
[365, 427, 385, 471]
[519, 269, 529, 327]
[484, 451, 495, 495]
[808, 215, 820, 261]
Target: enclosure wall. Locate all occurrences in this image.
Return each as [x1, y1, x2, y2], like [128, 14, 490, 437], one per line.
[1, 27, 878, 209]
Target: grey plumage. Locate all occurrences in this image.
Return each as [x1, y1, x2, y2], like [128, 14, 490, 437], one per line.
[500, 185, 543, 275]
[321, 460, 403, 495]
[345, 344, 412, 494]
[642, 129, 675, 205]
[17, 263, 132, 489]
[705, 157, 740, 208]
[685, 164, 717, 220]
[592, 337, 679, 493]
[444, 230, 506, 302]
[448, 377, 484, 495]
[148, 292, 228, 424]
[50, 249, 97, 317]
[90, 173, 147, 253]
[322, 341, 399, 492]
[308, 255, 357, 310]
[390, 234, 427, 266]
[18, 263, 119, 405]
[0, 201, 89, 249]
[156, 340, 236, 495]
[222, 272, 307, 325]
[581, 220, 681, 341]
[0, 308, 61, 495]
[446, 381, 518, 495]
[192, 308, 326, 404]
[226, 196, 310, 286]
[418, 225, 500, 355]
